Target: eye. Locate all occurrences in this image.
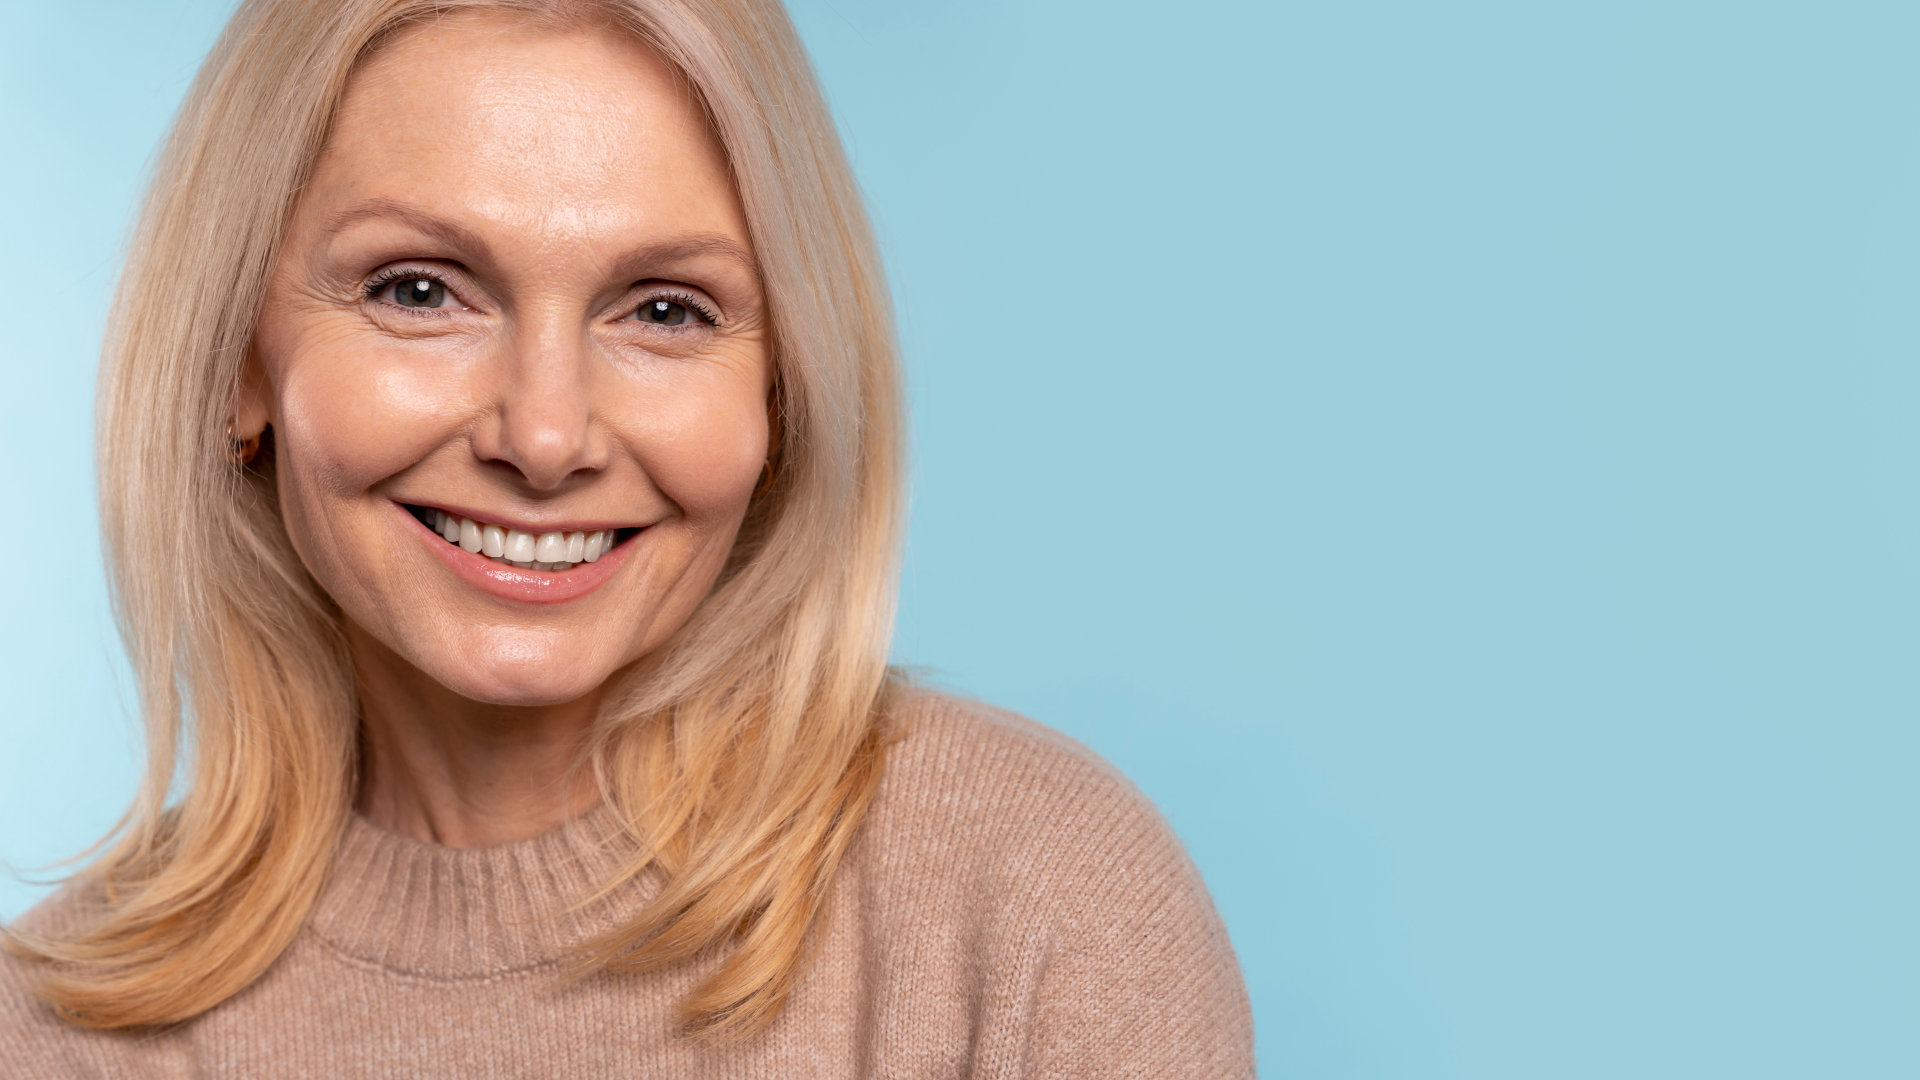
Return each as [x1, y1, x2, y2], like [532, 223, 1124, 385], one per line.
[622, 291, 718, 328]
[637, 299, 690, 325]
[374, 275, 459, 309]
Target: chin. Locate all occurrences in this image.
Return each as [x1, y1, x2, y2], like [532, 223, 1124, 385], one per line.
[431, 637, 619, 708]
[444, 667, 613, 708]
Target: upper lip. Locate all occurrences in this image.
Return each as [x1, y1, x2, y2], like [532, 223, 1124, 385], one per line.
[400, 499, 645, 536]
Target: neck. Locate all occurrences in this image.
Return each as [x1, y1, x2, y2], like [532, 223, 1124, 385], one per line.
[348, 623, 606, 848]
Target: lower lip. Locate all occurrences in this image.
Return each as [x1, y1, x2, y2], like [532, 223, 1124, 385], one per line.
[401, 503, 635, 605]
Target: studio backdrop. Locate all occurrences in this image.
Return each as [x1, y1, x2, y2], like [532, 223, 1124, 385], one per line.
[2, 2, 1915, 1077]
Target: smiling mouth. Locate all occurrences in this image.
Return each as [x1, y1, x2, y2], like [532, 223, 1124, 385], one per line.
[405, 504, 639, 571]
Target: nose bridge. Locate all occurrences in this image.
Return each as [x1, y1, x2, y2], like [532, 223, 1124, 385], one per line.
[487, 309, 596, 489]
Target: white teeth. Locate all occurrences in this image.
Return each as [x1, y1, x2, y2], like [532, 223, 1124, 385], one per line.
[425, 508, 609, 571]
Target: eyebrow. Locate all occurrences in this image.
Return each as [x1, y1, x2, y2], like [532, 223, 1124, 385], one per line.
[324, 199, 495, 261]
[634, 234, 758, 275]
[321, 198, 758, 276]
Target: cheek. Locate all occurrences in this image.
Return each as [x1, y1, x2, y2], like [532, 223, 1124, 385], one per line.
[273, 336, 468, 505]
[624, 368, 769, 521]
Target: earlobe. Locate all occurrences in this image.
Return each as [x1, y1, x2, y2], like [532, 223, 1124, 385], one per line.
[230, 349, 273, 465]
[755, 386, 783, 499]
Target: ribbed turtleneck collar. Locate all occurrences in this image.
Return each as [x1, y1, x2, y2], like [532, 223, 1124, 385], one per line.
[308, 806, 655, 979]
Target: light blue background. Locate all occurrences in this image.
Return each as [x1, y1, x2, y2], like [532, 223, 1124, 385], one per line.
[3, 2, 1915, 1076]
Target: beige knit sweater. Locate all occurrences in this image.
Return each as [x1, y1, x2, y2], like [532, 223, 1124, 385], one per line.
[2, 692, 1253, 1077]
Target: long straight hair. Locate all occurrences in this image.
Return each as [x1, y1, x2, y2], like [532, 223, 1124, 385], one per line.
[4, 0, 903, 1040]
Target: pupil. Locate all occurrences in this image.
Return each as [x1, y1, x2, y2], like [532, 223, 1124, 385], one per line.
[647, 300, 685, 325]
[397, 279, 442, 307]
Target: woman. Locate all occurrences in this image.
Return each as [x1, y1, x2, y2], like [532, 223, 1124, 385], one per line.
[1, 0, 1252, 1074]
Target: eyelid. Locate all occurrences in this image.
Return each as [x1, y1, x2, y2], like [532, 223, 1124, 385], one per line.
[627, 284, 721, 327]
[364, 265, 475, 311]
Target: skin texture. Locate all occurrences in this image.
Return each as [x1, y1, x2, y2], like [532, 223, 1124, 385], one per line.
[241, 13, 771, 847]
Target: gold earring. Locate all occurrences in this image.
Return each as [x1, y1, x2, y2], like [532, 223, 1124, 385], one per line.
[227, 421, 261, 466]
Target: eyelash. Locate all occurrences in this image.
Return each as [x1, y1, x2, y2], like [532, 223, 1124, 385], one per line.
[365, 267, 459, 307]
[634, 289, 721, 327]
[364, 269, 719, 327]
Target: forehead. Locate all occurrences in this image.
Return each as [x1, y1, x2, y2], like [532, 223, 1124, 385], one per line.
[308, 13, 741, 248]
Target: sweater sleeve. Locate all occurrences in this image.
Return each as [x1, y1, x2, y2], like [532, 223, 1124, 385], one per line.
[872, 694, 1256, 1079]
[1017, 755, 1255, 1078]
[1, 884, 193, 1078]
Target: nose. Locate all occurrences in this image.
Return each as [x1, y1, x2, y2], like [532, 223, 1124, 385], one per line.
[470, 321, 603, 490]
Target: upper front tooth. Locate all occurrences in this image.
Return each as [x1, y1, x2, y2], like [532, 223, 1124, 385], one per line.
[440, 513, 461, 543]
[565, 531, 586, 562]
[534, 532, 568, 562]
[583, 531, 604, 562]
[504, 529, 537, 562]
[459, 518, 482, 552]
[482, 524, 506, 558]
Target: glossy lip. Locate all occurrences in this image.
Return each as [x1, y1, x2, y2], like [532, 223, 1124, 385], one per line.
[395, 500, 637, 606]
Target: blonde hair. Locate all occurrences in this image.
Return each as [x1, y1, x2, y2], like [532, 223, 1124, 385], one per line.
[4, 0, 902, 1040]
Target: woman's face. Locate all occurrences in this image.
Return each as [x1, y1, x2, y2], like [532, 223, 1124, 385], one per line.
[248, 16, 769, 707]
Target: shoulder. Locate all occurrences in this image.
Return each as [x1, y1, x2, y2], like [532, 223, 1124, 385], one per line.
[3, 879, 104, 1027]
[870, 685, 1214, 927]
[2, 884, 188, 1077]
[859, 687, 1255, 1076]
[877, 687, 1163, 850]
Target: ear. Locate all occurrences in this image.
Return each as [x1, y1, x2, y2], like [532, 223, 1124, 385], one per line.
[764, 381, 783, 472]
[234, 347, 272, 439]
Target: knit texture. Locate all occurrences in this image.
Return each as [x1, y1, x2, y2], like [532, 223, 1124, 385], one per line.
[2, 691, 1254, 1077]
